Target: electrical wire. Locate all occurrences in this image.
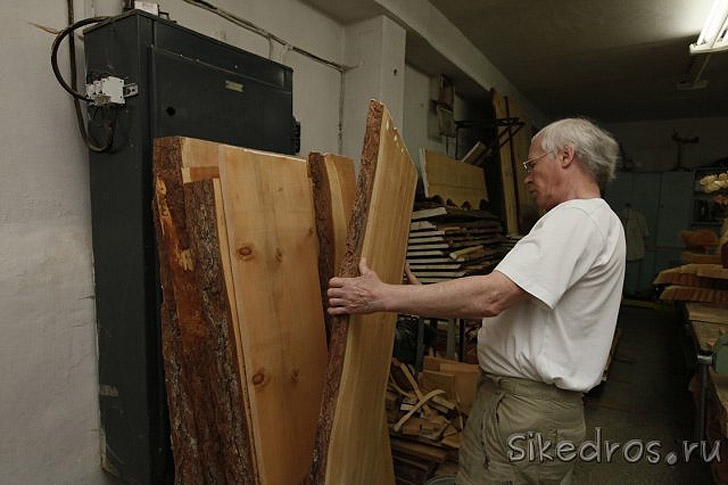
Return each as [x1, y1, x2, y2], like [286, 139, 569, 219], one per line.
[51, 15, 109, 100]
[54, 2, 114, 152]
[180, 0, 353, 73]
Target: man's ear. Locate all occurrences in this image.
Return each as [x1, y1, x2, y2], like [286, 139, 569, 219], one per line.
[560, 144, 577, 168]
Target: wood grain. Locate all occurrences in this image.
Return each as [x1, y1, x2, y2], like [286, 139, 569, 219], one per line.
[153, 137, 257, 484]
[420, 148, 488, 207]
[218, 147, 328, 485]
[311, 100, 417, 484]
[492, 90, 537, 234]
[308, 153, 356, 341]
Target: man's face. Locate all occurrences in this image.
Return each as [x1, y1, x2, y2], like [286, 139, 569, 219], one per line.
[524, 137, 560, 211]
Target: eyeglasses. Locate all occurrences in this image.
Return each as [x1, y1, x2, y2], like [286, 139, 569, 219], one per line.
[521, 152, 551, 173]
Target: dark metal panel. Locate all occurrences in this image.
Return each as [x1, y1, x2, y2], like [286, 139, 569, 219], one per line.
[84, 10, 295, 484]
[151, 47, 294, 152]
[154, 20, 292, 92]
[85, 13, 170, 485]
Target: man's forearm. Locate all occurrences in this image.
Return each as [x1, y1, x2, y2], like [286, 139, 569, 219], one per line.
[376, 271, 525, 319]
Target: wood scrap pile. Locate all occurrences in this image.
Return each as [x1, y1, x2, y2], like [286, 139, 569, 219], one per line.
[387, 357, 480, 484]
[656, 263, 728, 303]
[407, 204, 506, 283]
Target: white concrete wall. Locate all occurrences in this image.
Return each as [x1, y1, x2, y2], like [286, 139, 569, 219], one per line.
[605, 117, 728, 171]
[341, 15, 407, 164]
[0, 0, 346, 482]
[0, 1, 110, 483]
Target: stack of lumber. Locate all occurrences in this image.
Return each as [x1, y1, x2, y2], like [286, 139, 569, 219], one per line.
[656, 264, 728, 303]
[387, 357, 480, 484]
[419, 149, 488, 208]
[407, 205, 506, 283]
[153, 100, 416, 484]
[153, 136, 328, 483]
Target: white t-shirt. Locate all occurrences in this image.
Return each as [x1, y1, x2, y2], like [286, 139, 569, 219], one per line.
[478, 198, 626, 392]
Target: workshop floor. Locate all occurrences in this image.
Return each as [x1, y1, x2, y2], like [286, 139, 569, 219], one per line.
[574, 304, 714, 484]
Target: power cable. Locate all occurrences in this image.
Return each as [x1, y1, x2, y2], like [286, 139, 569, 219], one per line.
[53, 3, 114, 152]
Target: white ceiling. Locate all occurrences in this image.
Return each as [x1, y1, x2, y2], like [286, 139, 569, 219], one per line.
[303, 0, 728, 123]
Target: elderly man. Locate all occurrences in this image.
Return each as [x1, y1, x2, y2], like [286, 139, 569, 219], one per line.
[327, 118, 626, 484]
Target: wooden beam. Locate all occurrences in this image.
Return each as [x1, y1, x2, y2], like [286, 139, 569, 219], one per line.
[311, 101, 417, 484]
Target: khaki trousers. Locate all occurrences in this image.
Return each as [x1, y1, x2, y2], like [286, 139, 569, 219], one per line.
[457, 374, 586, 485]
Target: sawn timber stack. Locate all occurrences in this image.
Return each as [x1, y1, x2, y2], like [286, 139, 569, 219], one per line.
[154, 137, 328, 484]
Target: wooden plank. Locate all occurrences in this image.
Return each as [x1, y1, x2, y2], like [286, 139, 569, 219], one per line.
[153, 138, 257, 484]
[420, 148, 488, 207]
[492, 89, 519, 235]
[686, 303, 728, 325]
[660, 285, 728, 304]
[218, 147, 328, 485]
[390, 438, 448, 463]
[419, 370, 457, 401]
[422, 357, 480, 413]
[411, 206, 498, 221]
[691, 320, 728, 351]
[308, 153, 357, 341]
[461, 141, 488, 167]
[311, 100, 417, 485]
[503, 96, 538, 231]
[697, 264, 728, 280]
[308, 152, 393, 485]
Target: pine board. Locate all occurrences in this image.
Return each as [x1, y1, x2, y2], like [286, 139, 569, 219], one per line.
[218, 148, 328, 485]
[492, 89, 519, 235]
[686, 303, 728, 325]
[308, 153, 357, 341]
[419, 148, 488, 207]
[153, 138, 257, 484]
[312, 101, 417, 485]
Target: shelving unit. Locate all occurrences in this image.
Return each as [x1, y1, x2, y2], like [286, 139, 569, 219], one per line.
[693, 168, 728, 228]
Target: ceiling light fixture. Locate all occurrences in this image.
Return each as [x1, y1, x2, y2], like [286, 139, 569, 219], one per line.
[690, 0, 728, 54]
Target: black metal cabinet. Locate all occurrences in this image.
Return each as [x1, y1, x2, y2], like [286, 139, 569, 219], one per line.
[84, 11, 294, 483]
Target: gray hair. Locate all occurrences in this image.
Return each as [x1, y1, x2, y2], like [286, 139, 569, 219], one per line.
[534, 118, 620, 189]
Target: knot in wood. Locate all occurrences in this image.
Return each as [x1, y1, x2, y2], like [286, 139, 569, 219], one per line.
[252, 371, 266, 386]
[290, 368, 300, 382]
[237, 245, 254, 260]
[274, 248, 283, 263]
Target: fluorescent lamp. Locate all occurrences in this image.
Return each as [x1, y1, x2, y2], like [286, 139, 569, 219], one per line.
[690, 0, 728, 54]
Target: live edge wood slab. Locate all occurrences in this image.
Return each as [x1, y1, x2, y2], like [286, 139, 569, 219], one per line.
[310, 100, 418, 484]
[154, 137, 328, 484]
[153, 141, 256, 484]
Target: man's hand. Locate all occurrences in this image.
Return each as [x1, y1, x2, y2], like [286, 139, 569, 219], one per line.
[327, 258, 386, 315]
[403, 262, 421, 285]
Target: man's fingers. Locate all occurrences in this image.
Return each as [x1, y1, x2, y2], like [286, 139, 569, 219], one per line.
[328, 297, 347, 307]
[327, 287, 344, 298]
[327, 306, 347, 316]
[329, 277, 345, 288]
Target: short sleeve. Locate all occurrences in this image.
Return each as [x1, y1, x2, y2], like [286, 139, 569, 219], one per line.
[495, 207, 605, 309]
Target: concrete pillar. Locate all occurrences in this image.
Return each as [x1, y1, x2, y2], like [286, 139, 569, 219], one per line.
[342, 16, 406, 167]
